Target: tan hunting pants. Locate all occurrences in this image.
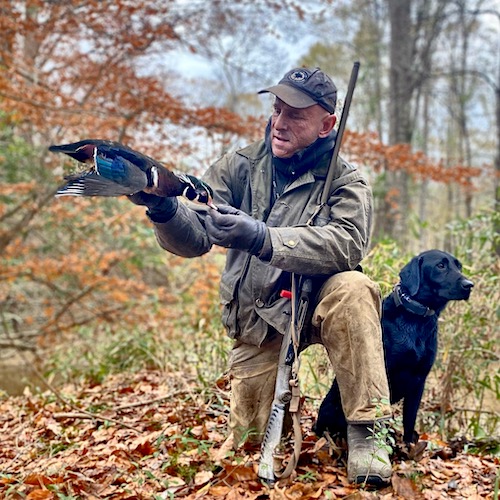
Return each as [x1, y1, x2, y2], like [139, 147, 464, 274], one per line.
[228, 271, 391, 446]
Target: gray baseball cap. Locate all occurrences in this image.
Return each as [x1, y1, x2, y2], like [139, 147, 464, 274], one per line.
[259, 67, 337, 114]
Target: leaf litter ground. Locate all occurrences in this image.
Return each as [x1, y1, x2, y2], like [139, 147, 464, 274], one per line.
[0, 370, 498, 499]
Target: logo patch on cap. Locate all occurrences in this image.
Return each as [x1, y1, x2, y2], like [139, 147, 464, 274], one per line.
[289, 70, 308, 82]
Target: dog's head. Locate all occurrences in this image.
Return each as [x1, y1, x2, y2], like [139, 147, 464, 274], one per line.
[399, 250, 474, 308]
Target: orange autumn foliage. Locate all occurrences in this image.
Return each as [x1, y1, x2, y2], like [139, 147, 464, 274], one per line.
[0, 2, 484, 358]
[0, 1, 262, 151]
[344, 131, 482, 188]
[0, 2, 262, 355]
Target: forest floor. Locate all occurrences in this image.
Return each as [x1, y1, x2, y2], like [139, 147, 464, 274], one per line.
[0, 369, 498, 499]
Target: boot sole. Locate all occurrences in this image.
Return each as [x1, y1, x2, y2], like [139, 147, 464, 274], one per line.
[353, 474, 391, 487]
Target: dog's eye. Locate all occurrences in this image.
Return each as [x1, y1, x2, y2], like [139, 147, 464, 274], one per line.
[437, 262, 446, 269]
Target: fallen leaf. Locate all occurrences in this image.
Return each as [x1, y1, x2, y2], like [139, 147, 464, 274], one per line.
[392, 474, 424, 499]
[408, 440, 428, 461]
[26, 490, 55, 500]
[211, 433, 235, 462]
[24, 474, 63, 486]
[208, 485, 232, 496]
[132, 438, 155, 457]
[194, 469, 214, 485]
[312, 436, 328, 453]
[219, 463, 257, 484]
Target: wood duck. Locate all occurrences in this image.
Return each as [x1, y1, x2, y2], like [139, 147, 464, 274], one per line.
[49, 139, 215, 207]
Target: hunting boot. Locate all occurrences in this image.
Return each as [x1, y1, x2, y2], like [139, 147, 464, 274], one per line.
[347, 423, 392, 485]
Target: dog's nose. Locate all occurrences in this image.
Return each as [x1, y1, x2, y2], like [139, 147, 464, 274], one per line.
[461, 279, 474, 290]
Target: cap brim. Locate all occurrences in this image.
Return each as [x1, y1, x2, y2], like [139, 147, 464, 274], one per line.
[258, 83, 317, 109]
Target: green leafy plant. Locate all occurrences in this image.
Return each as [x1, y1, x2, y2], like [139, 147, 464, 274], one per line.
[45, 326, 168, 385]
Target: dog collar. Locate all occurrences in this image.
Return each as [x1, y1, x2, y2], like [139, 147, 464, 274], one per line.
[392, 284, 435, 317]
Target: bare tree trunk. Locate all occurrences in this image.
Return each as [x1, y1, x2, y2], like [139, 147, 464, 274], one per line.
[22, 2, 41, 147]
[456, 1, 474, 218]
[494, 27, 500, 258]
[382, 0, 451, 245]
[366, 0, 385, 140]
[444, 77, 457, 253]
[419, 82, 430, 248]
[385, 0, 413, 243]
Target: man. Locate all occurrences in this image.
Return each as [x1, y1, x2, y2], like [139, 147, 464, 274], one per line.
[130, 67, 392, 485]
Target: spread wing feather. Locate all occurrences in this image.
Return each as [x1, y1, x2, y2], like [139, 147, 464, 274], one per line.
[50, 139, 215, 206]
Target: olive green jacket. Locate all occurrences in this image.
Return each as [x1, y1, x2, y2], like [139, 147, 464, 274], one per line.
[152, 139, 373, 346]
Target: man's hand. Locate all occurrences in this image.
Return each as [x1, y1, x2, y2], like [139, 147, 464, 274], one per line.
[127, 192, 178, 223]
[206, 205, 267, 255]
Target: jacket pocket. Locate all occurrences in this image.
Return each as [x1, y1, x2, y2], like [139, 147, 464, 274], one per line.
[220, 282, 239, 339]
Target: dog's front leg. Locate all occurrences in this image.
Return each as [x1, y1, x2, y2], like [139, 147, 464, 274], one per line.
[402, 378, 426, 444]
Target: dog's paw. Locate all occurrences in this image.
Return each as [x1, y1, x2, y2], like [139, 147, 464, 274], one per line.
[406, 440, 428, 461]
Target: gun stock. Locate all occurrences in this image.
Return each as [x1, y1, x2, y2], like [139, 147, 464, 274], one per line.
[258, 362, 293, 481]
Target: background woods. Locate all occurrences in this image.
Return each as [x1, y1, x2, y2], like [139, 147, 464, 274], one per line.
[0, 1, 498, 496]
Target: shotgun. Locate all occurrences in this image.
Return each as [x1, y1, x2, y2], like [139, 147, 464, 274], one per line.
[258, 275, 312, 482]
[258, 62, 360, 484]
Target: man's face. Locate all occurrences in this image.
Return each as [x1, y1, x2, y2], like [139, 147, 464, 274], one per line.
[270, 99, 336, 159]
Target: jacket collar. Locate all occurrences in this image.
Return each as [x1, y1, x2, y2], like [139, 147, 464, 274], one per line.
[392, 283, 435, 317]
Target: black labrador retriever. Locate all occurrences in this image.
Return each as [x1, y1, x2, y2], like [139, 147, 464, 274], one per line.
[314, 249, 474, 445]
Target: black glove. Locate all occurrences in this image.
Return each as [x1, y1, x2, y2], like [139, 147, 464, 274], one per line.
[127, 192, 178, 223]
[206, 205, 267, 255]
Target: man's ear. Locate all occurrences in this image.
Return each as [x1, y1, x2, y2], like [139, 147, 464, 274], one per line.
[318, 114, 336, 138]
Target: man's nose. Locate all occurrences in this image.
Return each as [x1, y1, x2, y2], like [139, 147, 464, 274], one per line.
[273, 113, 288, 130]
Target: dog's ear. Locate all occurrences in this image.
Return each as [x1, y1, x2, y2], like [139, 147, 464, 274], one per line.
[399, 255, 422, 296]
